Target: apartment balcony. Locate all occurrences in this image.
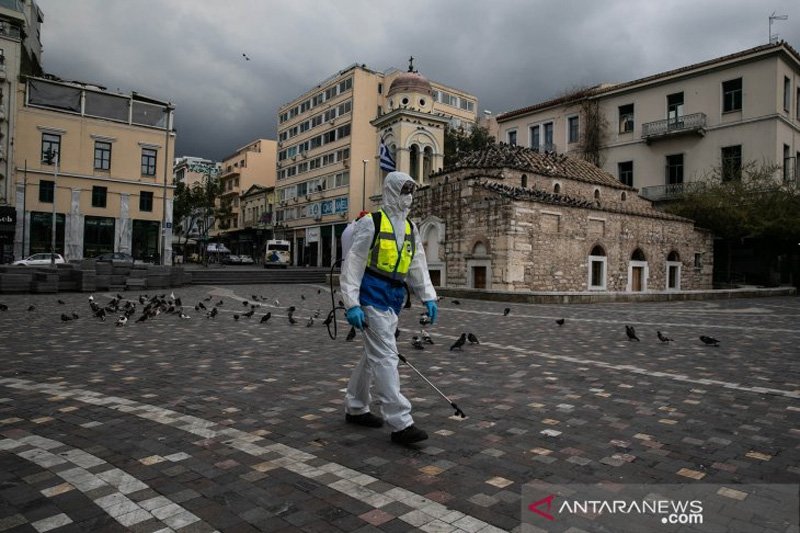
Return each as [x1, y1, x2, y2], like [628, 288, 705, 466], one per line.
[639, 181, 706, 202]
[641, 113, 706, 143]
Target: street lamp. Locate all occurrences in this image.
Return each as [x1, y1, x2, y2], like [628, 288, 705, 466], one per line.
[44, 148, 59, 266]
[361, 159, 369, 211]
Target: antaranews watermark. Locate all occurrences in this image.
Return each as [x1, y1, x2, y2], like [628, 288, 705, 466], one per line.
[522, 483, 798, 532]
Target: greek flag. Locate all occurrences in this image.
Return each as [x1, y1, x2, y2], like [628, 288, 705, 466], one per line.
[379, 138, 396, 172]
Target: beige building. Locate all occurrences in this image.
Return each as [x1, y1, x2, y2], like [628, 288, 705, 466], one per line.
[13, 76, 175, 262]
[495, 42, 800, 201]
[412, 144, 713, 292]
[239, 184, 274, 261]
[213, 138, 276, 254]
[0, 0, 43, 262]
[275, 61, 477, 266]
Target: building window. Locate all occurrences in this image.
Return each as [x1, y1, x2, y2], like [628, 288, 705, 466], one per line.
[784, 76, 791, 112]
[784, 144, 792, 182]
[618, 161, 633, 187]
[543, 122, 554, 151]
[529, 125, 540, 150]
[553, 182, 561, 194]
[39, 180, 54, 203]
[141, 148, 157, 176]
[722, 78, 742, 112]
[796, 87, 800, 120]
[667, 92, 684, 124]
[588, 245, 606, 290]
[507, 130, 517, 146]
[91, 186, 107, 208]
[41, 133, 61, 164]
[567, 116, 579, 144]
[139, 191, 153, 212]
[94, 141, 112, 170]
[618, 104, 634, 133]
[721, 145, 742, 182]
[667, 251, 681, 290]
[666, 154, 684, 185]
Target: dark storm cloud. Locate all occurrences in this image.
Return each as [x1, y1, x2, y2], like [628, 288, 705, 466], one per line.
[37, 0, 799, 161]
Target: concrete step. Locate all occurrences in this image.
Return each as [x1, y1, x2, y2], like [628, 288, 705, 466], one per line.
[188, 268, 328, 285]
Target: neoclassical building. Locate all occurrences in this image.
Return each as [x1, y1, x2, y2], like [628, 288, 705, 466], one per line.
[411, 144, 714, 292]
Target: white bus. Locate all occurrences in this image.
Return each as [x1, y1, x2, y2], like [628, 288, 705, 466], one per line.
[264, 239, 291, 268]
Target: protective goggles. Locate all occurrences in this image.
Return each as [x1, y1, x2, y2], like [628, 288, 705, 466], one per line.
[400, 182, 417, 195]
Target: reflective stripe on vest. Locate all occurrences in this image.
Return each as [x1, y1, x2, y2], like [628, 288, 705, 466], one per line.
[365, 209, 415, 282]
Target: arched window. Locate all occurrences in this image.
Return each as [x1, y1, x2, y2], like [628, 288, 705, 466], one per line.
[473, 242, 487, 256]
[666, 251, 681, 290]
[409, 144, 419, 181]
[553, 183, 561, 194]
[588, 244, 606, 290]
[621, 192, 627, 201]
[667, 251, 680, 261]
[521, 174, 528, 188]
[423, 146, 433, 179]
[594, 189, 601, 200]
[631, 248, 646, 261]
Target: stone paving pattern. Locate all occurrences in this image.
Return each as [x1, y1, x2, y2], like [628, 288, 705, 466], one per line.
[0, 285, 798, 532]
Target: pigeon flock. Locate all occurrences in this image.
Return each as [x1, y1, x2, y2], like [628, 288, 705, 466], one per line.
[0, 293, 723, 350]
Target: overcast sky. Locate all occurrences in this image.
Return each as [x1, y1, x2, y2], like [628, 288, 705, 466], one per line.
[36, 0, 800, 162]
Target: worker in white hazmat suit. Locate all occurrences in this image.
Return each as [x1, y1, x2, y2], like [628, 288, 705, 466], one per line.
[340, 171, 438, 444]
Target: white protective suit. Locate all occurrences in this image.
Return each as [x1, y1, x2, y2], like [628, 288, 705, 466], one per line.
[340, 171, 437, 431]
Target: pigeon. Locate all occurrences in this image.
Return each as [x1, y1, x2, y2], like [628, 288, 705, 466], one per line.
[243, 301, 249, 307]
[556, 318, 565, 326]
[198, 302, 207, 310]
[60, 313, 72, 321]
[88, 295, 94, 302]
[317, 289, 321, 294]
[95, 308, 106, 321]
[450, 333, 467, 351]
[273, 299, 280, 306]
[421, 330, 434, 344]
[452, 300, 461, 305]
[699, 335, 720, 347]
[242, 309, 255, 318]
[288, 315, 297, 325]
[116, 316, 127, 327]
[467, 333, 480, 344]
[260, 312, 272, 323]
[233, 314, 240, 321]
[203, 295, 213, 301]
[306, 316, 314, 327]
[71, 312, 79, 320]
[625, 325, 640, 341]
[135, 313, 148, 323]
[0, 303, 8, 311]
[27, 305, 36, 312]
[242, 52, 250, 61]
[174, 297, 182, 308]
[657, 331, 673, 343]
[288, 306, 296, 314]
[169, 292, 175, 300]
[207, 307, 219, 319]
[419, 315, 432, 326]
[301, 294, 305, 301]
[57, 299, 66, 305]
[139, 295, 147, 304]
[179, 312, 190, 319]
[503, 307, 510, 316]
[410, 336, 425, 350]
[215, 300, 224, 307]
[251, 295, 259, 301]
[345, 326, 357, 341]
[194, 305, 200, 311]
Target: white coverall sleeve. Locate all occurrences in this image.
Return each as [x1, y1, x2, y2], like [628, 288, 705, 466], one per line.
[406, 222, 437, 303]
[340, 216, 374, 310]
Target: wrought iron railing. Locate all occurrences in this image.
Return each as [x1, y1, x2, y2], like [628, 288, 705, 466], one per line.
[639, 181, 707, 201]
[642, 113, 706, 139]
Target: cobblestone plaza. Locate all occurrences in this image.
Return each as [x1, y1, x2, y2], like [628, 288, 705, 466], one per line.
[1, 285, 798, 532]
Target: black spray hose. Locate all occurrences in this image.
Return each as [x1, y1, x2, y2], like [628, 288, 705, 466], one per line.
[324, 259, 347, 340]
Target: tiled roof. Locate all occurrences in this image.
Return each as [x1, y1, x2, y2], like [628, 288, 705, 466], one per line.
[497, 41, 800, 121]
[473, 179, 691, 222]
[439, 143, 633, 190]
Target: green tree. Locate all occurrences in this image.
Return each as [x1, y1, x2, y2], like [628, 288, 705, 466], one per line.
[444, 124, 495, 167]
[665, 162, 800, 284]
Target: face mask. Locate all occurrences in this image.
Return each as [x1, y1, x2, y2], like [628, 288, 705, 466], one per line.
[400, 194, 413, 209]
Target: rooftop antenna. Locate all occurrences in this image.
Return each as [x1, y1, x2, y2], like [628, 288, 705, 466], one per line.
[769, 12, 788, 44]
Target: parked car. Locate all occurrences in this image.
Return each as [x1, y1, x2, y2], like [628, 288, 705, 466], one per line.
[239, 254, 255, 265]
[12, 253, 65, 266]
[94, 252, 135, 265]
[223, 254, 242, 265]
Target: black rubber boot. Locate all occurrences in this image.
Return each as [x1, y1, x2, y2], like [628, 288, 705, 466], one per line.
[345, 412, 384, 428]
[391, 425, 428, 444]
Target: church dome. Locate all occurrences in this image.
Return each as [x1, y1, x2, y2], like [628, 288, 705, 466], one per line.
[388, 70, 433, 98]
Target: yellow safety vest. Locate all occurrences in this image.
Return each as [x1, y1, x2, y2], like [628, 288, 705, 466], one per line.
[365, 209, 415, 283]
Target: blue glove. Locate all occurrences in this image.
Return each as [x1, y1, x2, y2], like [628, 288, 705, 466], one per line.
[346, 306, 366, 330]
[424, 300, 438, 325]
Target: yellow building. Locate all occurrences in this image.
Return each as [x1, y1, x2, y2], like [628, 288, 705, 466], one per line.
[213, 138, 276, 254]
[13, 76, 175, 262]
[239, 183, 274, 261]
[275, 60, 478, 266]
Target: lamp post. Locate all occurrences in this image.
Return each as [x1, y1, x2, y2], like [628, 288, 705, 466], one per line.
[46, 149, 59, 266]
[361, 159, 369, 211]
